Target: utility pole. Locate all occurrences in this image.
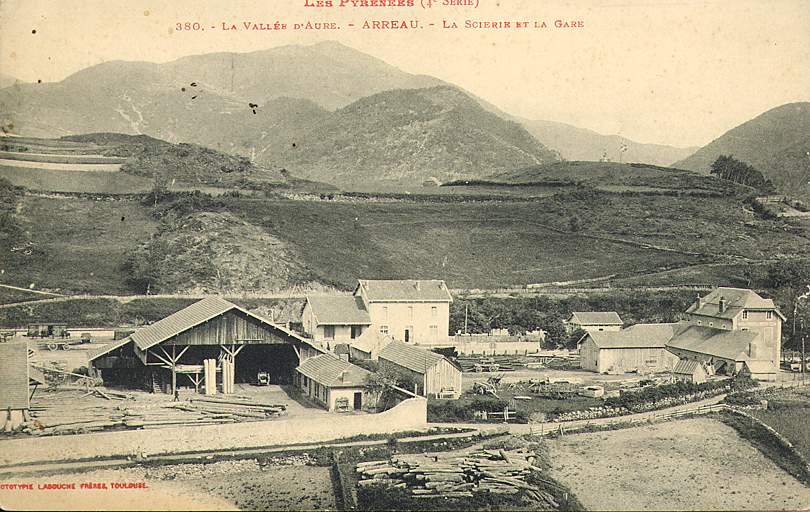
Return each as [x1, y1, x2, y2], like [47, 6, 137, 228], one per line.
[464, 304, 468, 335]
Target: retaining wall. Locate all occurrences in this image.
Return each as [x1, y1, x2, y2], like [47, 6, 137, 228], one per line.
[0, 398, 428, 466]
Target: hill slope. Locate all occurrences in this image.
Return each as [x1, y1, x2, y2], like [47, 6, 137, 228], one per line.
[675, 102, 810, 200]
[269, 86, 560, 187]
[520, 118, 697, 167]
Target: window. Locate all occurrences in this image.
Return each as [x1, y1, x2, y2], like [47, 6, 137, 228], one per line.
[431, 306, 438, 319]
[323, 325, 335, 340]
[380, 325, 389, 335]
[697, 320, 702, 325]
[742, 310, 748, 320]
[382, 306, 388, 321]
[351, 325, 361, 339]
[430, 325, 438, 339]
[405, 326, 413, 343]
[766, 311, 773, 320]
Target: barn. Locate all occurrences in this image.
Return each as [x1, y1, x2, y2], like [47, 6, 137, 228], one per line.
[579, 323, 681, 374]
[378, 341, 461, 399]
[88, 298, 324, 394]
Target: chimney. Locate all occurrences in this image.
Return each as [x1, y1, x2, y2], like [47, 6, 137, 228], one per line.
[697, 293, 704, 308]
[338, 369, 348, 382]
[415, 281, 421, 291]
[718, 296, 726, 314]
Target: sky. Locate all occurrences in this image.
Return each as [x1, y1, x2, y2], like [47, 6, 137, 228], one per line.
[1, 0, 809, 147]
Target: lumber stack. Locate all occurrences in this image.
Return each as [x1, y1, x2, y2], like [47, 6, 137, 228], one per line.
[355, 448, 560, 507]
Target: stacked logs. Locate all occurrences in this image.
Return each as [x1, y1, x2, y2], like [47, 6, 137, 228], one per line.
[356, 448, 560, 506]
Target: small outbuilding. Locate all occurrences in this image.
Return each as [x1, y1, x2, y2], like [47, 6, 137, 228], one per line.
[0, 342, 33, 430]
[566, 312, 623, 334]
[378, 341, 461, 399]
[672, 359, 708, 384]
[579, 323, 681, 374]
[740, 360, 778, 382]
[295, 354, 373, 412]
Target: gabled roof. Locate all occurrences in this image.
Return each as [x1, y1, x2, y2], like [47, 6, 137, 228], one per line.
[87, 336, 133, 361]
[129, 297, 322, 352]
[295, 353, 371, 388]
[742, 360, 778, 374]
[355, 280, 453, 302]
[569, 312, 623, 326]
[687, 287, 785, 320]
[585, 323, 683, 349]
[306, 295, 371, 325]
[673, 359, 705, 376]
[666, 325, 754, 361]
[379, 341, 455, 374]
[350, 331, 394, 355]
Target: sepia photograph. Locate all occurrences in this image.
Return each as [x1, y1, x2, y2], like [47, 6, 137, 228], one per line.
[0, 0, 809, 510]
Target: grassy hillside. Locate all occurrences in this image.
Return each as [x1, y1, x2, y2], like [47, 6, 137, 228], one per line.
[675, 102, 810, 201]
[2, 164, 809, 296]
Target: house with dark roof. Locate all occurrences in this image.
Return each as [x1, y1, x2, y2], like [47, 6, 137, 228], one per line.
[566, 312, 624, 334]
[88, 297, 324, 394]
[579, 323, 681, 373]
[295, 353, 374, 412]
[378, 341, 461, 398]
[302, 295, 371, 347]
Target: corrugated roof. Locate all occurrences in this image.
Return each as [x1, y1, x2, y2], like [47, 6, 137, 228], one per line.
[306, 295, 371, 325]
[356, 280, 453, 302]
[666, 325, 753, 361]
[131, 297, 234, 351]
[673, 359, 703, 375]
[296, 353, 371, 387]
[87, 336, 133, 361]
[686, 287, 784, 320]
[130, 297, 323, 353]
[379, 341, 448, 374]
[586, 323, 684, 349]
[569, 312, 624, 326]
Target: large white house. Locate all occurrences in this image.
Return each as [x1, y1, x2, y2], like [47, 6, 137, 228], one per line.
[303, 279, 454, 355]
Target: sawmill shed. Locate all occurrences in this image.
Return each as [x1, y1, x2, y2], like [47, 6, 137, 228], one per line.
[88, 298, 324, 395]
[0, 342, 34, 430]
[378, 341, 461, 399]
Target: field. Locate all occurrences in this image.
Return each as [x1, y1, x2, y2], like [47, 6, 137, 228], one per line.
[546, 417, 810, 510]
[0, 166, 151, 193]
[0, 461, 335, 511]
[4, 195, 160, 294]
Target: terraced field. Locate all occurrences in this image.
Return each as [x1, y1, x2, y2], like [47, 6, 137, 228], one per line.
[0, 136, 137, 192]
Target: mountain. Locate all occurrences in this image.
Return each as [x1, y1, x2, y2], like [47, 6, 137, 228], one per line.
[519, 118, 697, 167]
[0, 73, 21, 89]
[674, 102, 810, 200]
[266, 86, 560, 187]
[0, 41, 441, 140]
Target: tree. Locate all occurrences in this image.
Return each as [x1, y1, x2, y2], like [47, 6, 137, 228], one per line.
[710, 155, 776, 194]
[564, 328, 588, 350]
[765, 258, 810, 350]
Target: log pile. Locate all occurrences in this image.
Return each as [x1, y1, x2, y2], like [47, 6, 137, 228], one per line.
[356, 448, 560, 507]
[24, 394, 287, 435]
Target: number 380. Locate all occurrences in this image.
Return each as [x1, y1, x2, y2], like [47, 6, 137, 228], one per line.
[175, 22, 202, 31]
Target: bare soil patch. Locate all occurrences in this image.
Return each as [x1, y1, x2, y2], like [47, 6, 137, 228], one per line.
[546, 417, 810, 510]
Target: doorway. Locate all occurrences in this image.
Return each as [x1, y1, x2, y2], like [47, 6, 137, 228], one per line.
[353, 392, 362, 410]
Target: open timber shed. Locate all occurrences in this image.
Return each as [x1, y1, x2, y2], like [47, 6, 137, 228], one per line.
[88, 298, 324, 394]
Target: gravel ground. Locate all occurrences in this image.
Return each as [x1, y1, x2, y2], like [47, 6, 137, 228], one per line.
[546, 417, 810, 511]
[0, 459, 335, 511]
